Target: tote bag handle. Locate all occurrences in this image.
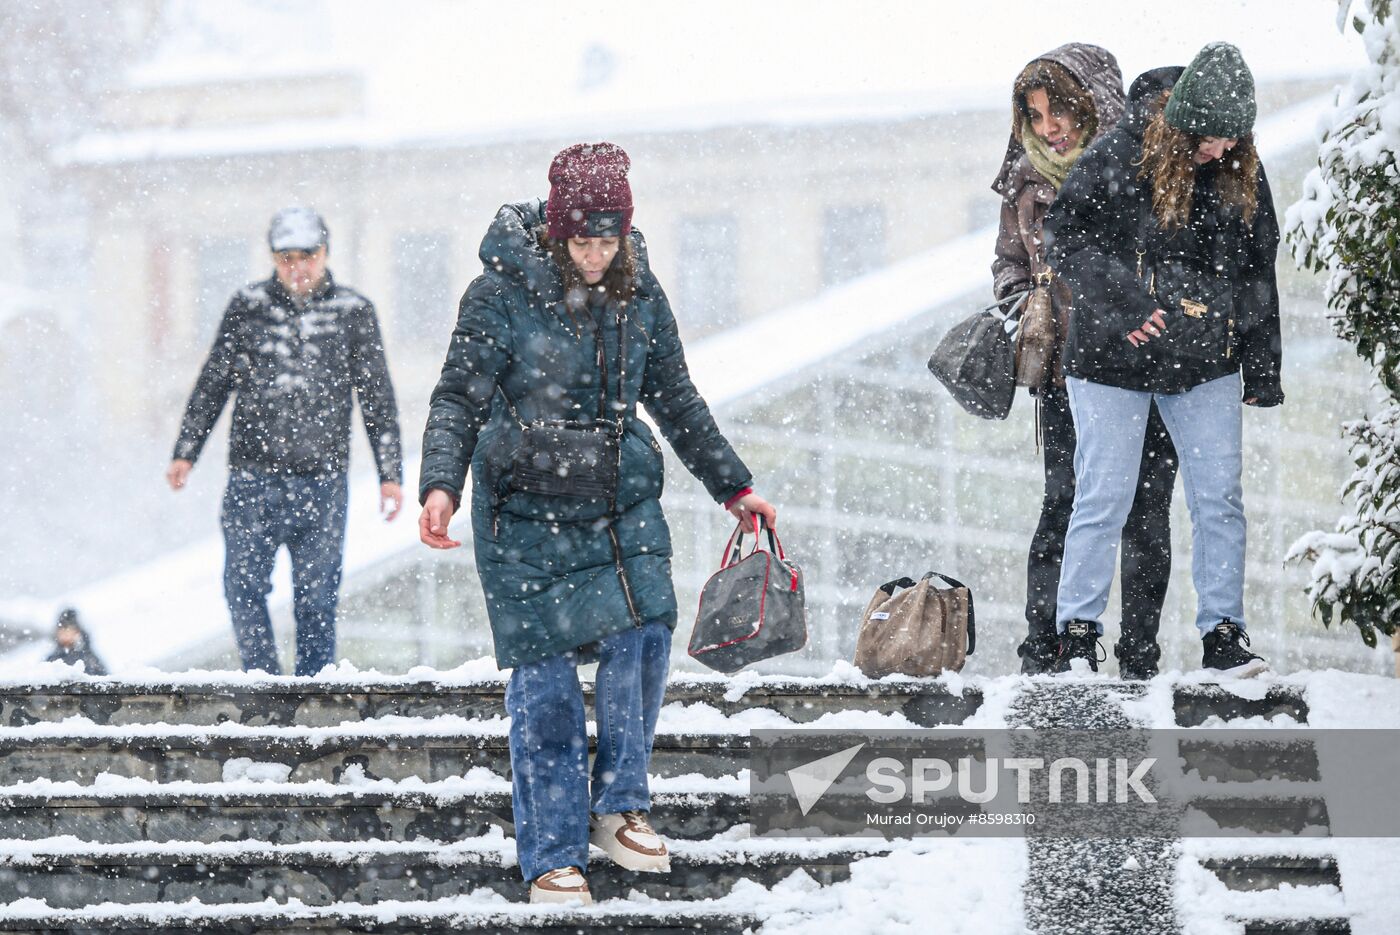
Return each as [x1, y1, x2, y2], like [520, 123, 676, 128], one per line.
[718, 515, 786, 569]
[874, 571, 976, 656]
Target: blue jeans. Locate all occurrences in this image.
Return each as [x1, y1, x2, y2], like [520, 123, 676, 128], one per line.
[221, 469, 349, 676]
[1058, 373, 1246, 636]
[505, 619, 671, 883]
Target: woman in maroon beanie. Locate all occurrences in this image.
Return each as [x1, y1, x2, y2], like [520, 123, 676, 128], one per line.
[418, 142, 775, 904]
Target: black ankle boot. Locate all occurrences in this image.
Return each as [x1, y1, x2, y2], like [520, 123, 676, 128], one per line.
[1017, 629, 1061, 675]
[1201, 620, 1269, 678]
[1114, 639, 1162, 680]
[1052, 621, 1105, 674]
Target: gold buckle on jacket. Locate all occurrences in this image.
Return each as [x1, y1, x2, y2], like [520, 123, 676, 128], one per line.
[1034, 268, 1054, 287]
[1181, 298, 1207, 319]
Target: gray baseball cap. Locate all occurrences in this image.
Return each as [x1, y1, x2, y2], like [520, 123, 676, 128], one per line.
[267, 206, 329, 252]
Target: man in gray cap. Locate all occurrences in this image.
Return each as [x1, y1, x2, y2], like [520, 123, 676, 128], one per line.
[166, 207, 403, 676]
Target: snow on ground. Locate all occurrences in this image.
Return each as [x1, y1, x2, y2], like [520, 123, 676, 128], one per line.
[4, 663, 1400, 931]
[753, 840, 1029, 934]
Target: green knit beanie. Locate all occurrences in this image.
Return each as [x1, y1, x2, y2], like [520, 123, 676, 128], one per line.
[1164, 42, 1257, 138]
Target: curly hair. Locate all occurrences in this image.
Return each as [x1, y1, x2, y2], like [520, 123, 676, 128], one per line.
[1137, 90, 1259, 230]
[537, 230, 637, 332]
[1012, 59, 1098, 146]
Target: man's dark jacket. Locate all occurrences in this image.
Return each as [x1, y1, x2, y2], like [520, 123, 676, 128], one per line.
[173, 272, 403, 482]
[1044, 66, 1284, 405]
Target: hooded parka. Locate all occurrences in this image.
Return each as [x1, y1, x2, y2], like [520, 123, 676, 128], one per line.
[419, 202, 752, 668]
[991, 43, 1125, 388]
[1043, 67, 1284, 405]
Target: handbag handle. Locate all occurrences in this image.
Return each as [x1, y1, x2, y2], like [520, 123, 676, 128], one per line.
[719, 515, 785, 568]
[985, 289, 1031, 323]
[875, 571, 976, 656]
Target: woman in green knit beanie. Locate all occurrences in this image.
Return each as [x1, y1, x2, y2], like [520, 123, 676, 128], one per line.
[1041, 42, 1283, 680]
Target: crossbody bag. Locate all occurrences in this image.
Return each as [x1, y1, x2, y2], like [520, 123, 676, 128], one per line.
[505, 304, 626, 500]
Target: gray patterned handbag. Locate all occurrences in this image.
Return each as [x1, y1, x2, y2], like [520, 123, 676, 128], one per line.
[928, 290, 1028, 421]
[689, 519, 807, 674]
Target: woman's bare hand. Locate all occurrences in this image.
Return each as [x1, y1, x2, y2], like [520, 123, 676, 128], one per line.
[727, 492, 778, 528]
[419, 489, 462, 549]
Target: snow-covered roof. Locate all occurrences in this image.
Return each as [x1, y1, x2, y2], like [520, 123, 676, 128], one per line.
[65, 0, 1361, 165]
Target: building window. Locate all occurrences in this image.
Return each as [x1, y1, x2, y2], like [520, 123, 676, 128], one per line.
[673, 213, 739, 331]
[393, 232, 454, 345]
[195, 237, 250, 346]
[821, 203, 886, 287]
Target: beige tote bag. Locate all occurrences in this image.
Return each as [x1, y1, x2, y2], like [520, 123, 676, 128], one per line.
[853, 572, 976, 678]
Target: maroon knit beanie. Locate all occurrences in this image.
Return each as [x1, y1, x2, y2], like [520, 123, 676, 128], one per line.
[545, 142, 634, 239]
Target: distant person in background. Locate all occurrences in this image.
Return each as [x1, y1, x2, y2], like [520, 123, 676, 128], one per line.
[1045, 44, 1282, 678]
[166, 207, 404, 676]
[992, 44, 1178, 679]
[46, 608, 107, 676]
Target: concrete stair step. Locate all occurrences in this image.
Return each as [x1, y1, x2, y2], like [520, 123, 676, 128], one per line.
[1172, 685, 1309, 727]
[0, 678, 1304, 732]
[1201, 855, 1341, 891]
[1187, 795, 1330, 836]
[0, 788, 748, 844]
[0, 676, 982, 728]
[0, 729, 753, 784]
[0, 837, 882, 908]
[0, 900, 759, 934]
[1241, 920, 1351, 935]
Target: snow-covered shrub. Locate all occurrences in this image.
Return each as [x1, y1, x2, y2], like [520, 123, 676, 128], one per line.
[1284, 0, 1400, 646]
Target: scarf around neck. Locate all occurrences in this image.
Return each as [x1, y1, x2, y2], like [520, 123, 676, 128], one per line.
[1021, 120, 1087, 191]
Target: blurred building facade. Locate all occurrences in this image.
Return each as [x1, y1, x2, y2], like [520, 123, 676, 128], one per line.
[29, 30, 1381, 677]
[67, 63, 1011, 442]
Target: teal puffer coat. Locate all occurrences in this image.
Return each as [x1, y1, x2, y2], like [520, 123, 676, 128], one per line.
[419, 201, 752, 668]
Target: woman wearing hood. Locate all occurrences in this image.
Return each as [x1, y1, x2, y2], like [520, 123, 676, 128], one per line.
[992, 44, 1178, 678]
[418, 142, 776, 904]
[1043, 44, 1282, 678]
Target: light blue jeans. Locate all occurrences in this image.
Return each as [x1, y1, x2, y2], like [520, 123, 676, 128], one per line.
[505, 619, 671, 883]
[1057, 373, 1246, 636]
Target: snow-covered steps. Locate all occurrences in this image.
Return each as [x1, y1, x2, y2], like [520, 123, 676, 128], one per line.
[0, 674, 984, 728]
[1202, 855, 1342, 891]
[0, 785, 748, 844]
[0, 899, 760, 934]
[0, 836, 889, 908]
[1173, 684, 1309, 727]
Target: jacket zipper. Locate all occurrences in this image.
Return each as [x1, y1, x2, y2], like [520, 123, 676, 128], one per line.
[607, 522, 642, 626]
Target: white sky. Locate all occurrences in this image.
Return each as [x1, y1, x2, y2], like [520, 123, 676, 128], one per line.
[134, 0, 1366, 133]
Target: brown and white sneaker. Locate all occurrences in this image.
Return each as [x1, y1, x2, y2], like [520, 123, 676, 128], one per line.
[589, 810, 671, 872]
[528, 866, 592, 905]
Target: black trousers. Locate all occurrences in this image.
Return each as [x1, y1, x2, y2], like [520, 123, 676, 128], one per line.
[1025, 382, 1178, 650]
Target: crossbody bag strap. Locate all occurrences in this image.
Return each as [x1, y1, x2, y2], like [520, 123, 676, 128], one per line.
[920, 571, 976, 656]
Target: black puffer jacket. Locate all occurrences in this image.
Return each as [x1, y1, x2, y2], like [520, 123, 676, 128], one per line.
[1044, 67, 1284, 404]
[173, 273, 403, 482]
